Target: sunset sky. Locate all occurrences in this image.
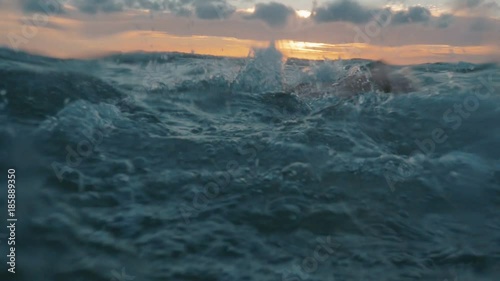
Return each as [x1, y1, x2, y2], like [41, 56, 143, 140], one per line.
[0, 0, 499, 64]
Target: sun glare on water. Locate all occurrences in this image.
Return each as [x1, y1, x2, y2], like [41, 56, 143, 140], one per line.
[277, 40, 344, 60]
[280, 41, 327, 52]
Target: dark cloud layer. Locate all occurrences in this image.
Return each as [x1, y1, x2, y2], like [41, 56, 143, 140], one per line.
[470, 17, 495, 31]
[436, 13, 454, 28]
[453, 0, 500, 11]
[194, 1, 235, 20]
[245, 2, 295, 27]
[163, 1, 193, 17]
[13, 0, 499, 32]
[20, 0, 65, 14]
[21, 0, 236, 18]
[313, 0, 381, 24]
[312, 1, 443, 27]
[391, 6, 431, 24]
[453, 0, 500, 18]
[129, 0, 164, 11]
[73, 0, 123, 14]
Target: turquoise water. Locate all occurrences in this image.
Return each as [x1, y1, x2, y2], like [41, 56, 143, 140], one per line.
[0, 47, 499, 280]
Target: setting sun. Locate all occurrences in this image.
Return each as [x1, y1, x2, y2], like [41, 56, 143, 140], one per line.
[296, 9, 312, 18]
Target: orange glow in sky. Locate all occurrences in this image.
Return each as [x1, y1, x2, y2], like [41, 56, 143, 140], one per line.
[3, 29, 498, 65]
[0, 7, 498, 64]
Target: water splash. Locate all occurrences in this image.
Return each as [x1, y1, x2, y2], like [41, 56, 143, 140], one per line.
[232, 41, 285, 93]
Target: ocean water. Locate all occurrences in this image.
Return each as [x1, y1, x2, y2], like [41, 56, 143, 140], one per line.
[0, 46, 499, 281]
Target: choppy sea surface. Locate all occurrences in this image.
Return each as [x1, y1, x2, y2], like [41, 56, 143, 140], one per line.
[0, 46, 499, 281]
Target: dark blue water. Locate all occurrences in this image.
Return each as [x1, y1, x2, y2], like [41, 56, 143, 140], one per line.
[0, 46, 499, 281]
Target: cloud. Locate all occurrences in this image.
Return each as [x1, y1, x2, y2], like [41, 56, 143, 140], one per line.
[435, 13, 454, 28]
[391, 6, 431, 24]
[312, 1, 434, 26]
[453, 0, 499, 10]
[313, 0, 382, 24]
[20, 0, 66, 14]
[73, 0, 124, 14]
[245, 2, 296, 27]
[193, 1, 235, 20]
[68, 0, 235, 18]
[129, 0, 164, 11]
[470, 18, 494, 31]
[163, 1, 193, 17]
[452, 0, 500, 16]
